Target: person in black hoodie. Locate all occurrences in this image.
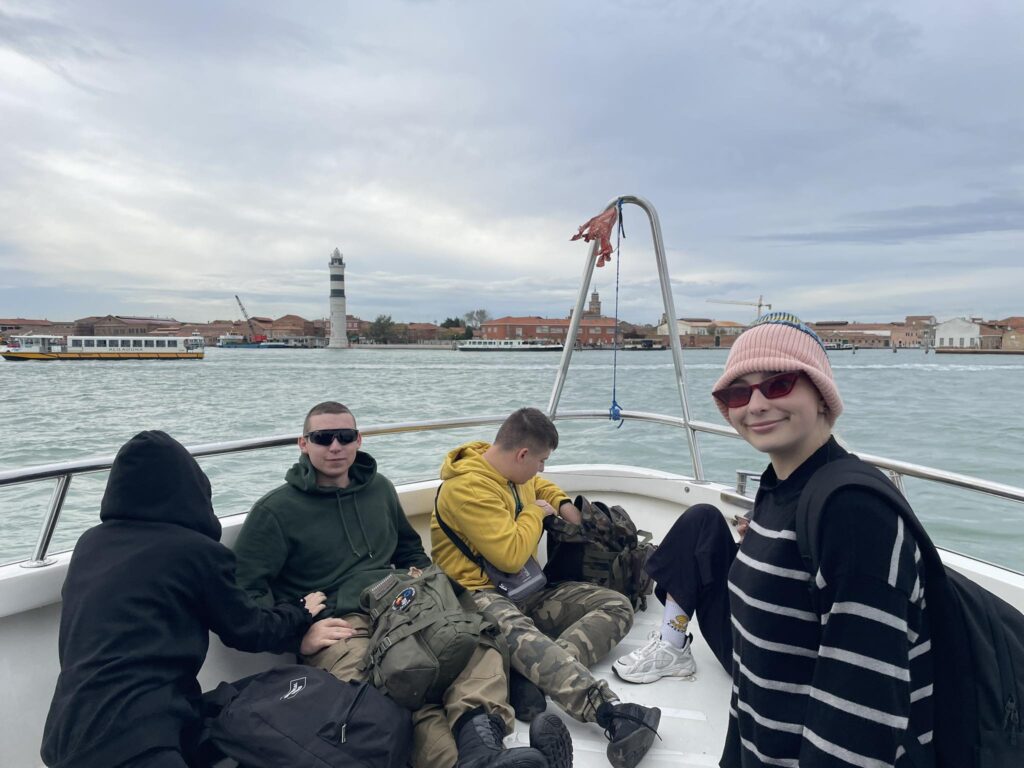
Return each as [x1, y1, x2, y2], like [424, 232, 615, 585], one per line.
[40, 430, 334, 768]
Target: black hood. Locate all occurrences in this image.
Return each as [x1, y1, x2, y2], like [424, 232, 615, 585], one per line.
[99, 430, 221, 541]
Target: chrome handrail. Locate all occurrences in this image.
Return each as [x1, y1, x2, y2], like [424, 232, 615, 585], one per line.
[548, 195, 704, 480]
[5, 409, 1024, 568]
[2, 413, 515, 568]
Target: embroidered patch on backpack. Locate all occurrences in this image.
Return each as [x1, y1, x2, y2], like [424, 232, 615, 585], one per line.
[392, 587, 416, 611]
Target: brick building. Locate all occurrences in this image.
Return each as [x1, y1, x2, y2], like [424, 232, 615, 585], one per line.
[406, 322, 441, 342]
[74, 315, 182, 336]
[904, 315, 936, 348]
[269, 314, 317, 340]
[812, 321, 900, 349]
[656, 318, 746, 348]
[889, 326, 923, 348]
[482, 316, 619, 347]
[1003, 329, 1024, 351]
[0, 318, 76, 338]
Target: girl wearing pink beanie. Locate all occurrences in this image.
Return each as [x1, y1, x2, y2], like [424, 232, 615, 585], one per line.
[711, 311, 843, 478]
[712, 312, 934, 768]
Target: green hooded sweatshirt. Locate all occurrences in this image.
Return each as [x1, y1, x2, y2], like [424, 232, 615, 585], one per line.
[234, 451, 430, 617]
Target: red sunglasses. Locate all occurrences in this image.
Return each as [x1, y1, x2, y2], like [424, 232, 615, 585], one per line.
[713, 371, 803, 409]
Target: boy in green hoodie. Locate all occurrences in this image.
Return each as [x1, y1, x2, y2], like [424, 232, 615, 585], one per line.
[234, 402, 568, 768]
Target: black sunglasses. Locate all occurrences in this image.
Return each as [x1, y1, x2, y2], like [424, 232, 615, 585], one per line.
[304, 428, 360, 446]
[712, 371, 803, 409]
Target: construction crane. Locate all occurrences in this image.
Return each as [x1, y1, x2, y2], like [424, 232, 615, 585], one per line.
[235, 295, 267, 343]
[707, 295, 772, 319]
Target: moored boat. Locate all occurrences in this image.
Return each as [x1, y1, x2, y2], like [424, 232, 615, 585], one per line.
[1, 334, 204, 361]
[622, 339, 667, 351]
[457, 338, 564, 352]
[258, 340, 296, 348]
[822, 339, 855, 351]
[215, 332, 260, 348]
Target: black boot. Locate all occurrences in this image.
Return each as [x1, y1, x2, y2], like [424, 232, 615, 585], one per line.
[529, 712, 573, 768]
[454, 708, 550, 768]
[596, 701, 661, 768]
[510, 669, 547, 722]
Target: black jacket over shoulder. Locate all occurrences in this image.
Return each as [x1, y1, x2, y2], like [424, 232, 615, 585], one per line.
[41, 431, 312, 768]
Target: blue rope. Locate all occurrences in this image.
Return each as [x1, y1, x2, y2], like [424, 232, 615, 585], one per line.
[610, 198, 624, 426]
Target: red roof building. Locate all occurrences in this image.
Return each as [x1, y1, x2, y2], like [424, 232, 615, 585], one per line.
[482, 316, 619, 347]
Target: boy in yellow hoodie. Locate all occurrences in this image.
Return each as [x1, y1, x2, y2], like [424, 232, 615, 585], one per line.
[433, 408, 662, 768]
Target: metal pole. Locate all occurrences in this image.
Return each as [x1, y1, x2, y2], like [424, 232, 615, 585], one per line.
[547, 195, 704, 480]
[21, 474, 71, 568]
[621, 195, 704, 481]
[547, 236, 601, 417]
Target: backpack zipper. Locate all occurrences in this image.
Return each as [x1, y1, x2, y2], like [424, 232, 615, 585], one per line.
[1005, 694, 1019, 746]
[337, 682, 370, 743]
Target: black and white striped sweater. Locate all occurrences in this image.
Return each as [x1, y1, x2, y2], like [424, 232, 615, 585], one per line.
[720, 438, 935, 768]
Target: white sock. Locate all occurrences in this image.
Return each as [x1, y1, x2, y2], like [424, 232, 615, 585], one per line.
[660, 598, 690, 649]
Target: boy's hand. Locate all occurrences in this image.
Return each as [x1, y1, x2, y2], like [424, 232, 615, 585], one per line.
[302, 591, 327, 617]
[535, 500, 557, 517]
[557, 501, 582, 525]
[300, 618, 357, 655]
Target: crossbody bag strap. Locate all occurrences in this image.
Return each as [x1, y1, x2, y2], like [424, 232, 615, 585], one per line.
[433, 483, 486, 575]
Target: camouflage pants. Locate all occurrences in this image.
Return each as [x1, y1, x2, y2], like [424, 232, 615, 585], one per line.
[303, 612, 513, 768]
[473, 581, 634, 723]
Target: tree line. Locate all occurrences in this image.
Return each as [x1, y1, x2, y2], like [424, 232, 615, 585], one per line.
[357, 309, 491, 344]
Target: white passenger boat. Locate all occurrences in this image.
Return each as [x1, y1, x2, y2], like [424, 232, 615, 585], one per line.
[457, 338, 564, 352]
[2, 196, 1022, 766]
[1, 334, 205, 361]
[215, 332, 260, 349]
[822, 340, 855, 351]
[622, 340, 667, 351]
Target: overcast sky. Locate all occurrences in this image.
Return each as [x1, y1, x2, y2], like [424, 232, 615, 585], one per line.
[1, 0, 1021, 326]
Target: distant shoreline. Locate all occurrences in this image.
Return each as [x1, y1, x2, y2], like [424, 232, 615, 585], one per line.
[347, 343, 455, 350]
[934, 348, 1024, 355]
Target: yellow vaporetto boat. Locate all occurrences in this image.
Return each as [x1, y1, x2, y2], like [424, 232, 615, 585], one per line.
[1, 334, 205, 361]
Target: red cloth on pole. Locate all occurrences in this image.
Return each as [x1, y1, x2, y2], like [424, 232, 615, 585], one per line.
[570, 207, 618, 267]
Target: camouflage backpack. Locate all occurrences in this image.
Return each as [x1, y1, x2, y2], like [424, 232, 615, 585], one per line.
[359, 565, 489, 710]
[543, 495, 657, 611]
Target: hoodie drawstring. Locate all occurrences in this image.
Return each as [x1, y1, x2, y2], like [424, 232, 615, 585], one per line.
[354, 496, 374, 559]
[336, 493, 359, 557]
[335, 492, 374, 559]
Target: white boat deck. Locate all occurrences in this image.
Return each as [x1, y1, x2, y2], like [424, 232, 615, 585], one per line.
[497, 472, 734, 764]
[506, 602, 732, 766]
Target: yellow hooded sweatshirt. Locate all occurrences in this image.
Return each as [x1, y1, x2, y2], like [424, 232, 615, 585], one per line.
[432, 441, 571, 591]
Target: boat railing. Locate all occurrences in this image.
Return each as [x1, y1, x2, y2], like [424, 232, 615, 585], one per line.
[4, 410, 1024, 570]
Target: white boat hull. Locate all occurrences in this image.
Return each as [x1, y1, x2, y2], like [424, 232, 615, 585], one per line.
[3, 464, 1023, 766]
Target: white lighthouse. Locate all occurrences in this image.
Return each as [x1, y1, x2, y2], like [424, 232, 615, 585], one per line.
[328, 248, 349, 349]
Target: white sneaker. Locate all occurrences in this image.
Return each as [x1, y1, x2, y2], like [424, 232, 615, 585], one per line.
[612, 630, 697, 684]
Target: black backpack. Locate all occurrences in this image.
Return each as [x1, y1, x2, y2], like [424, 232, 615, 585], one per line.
[201, 665, 413, 768]
[796, 457, 1024, 767]
[544, 495, 657, 611]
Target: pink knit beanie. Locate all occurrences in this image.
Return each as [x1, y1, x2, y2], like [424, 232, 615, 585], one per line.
[712, 311, 843, 425]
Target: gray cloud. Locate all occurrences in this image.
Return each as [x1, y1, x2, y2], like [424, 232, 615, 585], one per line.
[0, 0, 1022, 326]
[0, 7, 108, 64]
[752, 194, 1024, 244]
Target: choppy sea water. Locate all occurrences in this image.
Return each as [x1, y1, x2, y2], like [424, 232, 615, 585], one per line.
[1, 347, 1021, 570]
